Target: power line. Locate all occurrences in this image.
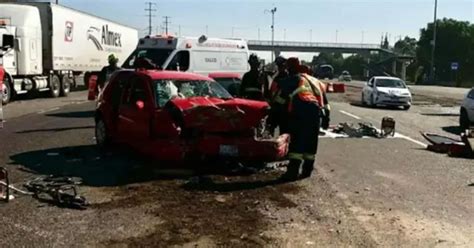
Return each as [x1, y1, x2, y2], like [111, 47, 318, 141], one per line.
[145, 2, 157, 36]
[163, 16, 171, 34]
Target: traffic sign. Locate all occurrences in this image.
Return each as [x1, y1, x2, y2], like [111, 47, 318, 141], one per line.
[451, 62, 459, 70]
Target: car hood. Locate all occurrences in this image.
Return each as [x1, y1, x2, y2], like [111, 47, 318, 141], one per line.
[376, 87, 411, 96]
[167, 97, 269, 132]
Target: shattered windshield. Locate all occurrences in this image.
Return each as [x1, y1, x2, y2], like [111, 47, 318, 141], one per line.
[153, 80, 232, 107]
[375, 79, 406, 88]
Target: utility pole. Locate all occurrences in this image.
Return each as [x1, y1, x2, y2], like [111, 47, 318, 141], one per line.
[145, 2, 157, 36]
[163, 16, 171, 34]
[430, 0, 438, 82]
[265, 7, 277, 63]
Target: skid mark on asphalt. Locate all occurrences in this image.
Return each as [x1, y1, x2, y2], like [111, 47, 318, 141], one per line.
[338, 110, 428, 148]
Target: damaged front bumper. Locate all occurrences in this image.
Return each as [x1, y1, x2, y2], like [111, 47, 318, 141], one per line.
[139, 134, 290, 162]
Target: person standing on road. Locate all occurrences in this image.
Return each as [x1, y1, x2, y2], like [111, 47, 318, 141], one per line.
[275, 57, 330, 181]
[97, 54, 121, 93]
[239, 54, 265, 100]
[268, 56, 290, 134]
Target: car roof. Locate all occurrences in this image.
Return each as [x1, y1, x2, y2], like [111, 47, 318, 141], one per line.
[138, 70, 214, 81]
[208, 72, 242, 79]
[373, 76, 401, 80]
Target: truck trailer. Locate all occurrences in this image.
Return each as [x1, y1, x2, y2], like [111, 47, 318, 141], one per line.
[0, 2, 138, 104]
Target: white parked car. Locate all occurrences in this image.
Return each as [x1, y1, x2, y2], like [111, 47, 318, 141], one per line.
[460, 88, 474, 130]
[361, 76, 412, 110]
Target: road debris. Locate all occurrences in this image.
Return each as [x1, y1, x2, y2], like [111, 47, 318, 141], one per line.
[24, 176, 88, 209]
[421, 130, 474, 158]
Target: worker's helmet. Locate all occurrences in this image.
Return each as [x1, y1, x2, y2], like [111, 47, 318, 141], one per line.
[248, 53, 260, 66]
[275, 56, 287, 66]
[108, 54, 119, 64]
[287, 57, 301, 71]
[298, 65, 311, 74]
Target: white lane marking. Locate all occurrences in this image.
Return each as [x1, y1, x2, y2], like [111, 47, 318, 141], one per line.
[338, 109, 428, 147]
[37, 107, 60, 114]
[339, 110, 361, 120]
[394, 133, 428, 148]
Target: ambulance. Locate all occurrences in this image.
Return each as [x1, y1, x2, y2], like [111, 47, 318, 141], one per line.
[122, 35, 250, 76]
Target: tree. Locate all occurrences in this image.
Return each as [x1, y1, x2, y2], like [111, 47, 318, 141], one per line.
[417, 18, 474, 83]
[394, 36, 417, 55]
[382, 35, 390, 49]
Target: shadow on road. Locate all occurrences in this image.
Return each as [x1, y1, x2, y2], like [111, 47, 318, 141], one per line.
[16, 125, 94, 134]
[442, 126, 463, 135]
[349, 102, 406, 111]
[9, 145, 171, 187]
[420, 113, 459, 117]
[9, 145, 279, 187]
[182, 177, 286, 193]
[46, 110, 95, 118]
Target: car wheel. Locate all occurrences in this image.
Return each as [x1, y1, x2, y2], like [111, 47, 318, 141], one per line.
[95, 118, 110, 150]
[403, 105, 411, 110]
[49, 74, 61, 98]
[361, 93, 366, 106]
[1, 79, 12, 105]
[60, 75, 72, 97]
[370, 94, 376, 107]
[460, 108, 471, 130]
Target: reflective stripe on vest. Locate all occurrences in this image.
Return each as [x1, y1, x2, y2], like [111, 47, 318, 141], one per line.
[244, 87, 262, 93]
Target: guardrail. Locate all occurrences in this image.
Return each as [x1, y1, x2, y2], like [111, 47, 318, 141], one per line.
[248, 40, 381, 49]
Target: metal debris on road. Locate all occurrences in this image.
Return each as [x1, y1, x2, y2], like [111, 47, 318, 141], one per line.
[24, 176, 88, 209]
[421, 130, 474, 158]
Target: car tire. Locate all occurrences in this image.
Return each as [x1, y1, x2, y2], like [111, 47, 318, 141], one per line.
[361, 93, 366, 106]
[460, 108, 471, 131]
[370, 94, 376, 107]
[49, 74, 61, 98]
[2, 78, 12, 105]
[95, 117, 111, 150]
[403, 105, 411, 110]
[60, 75, 72, 97]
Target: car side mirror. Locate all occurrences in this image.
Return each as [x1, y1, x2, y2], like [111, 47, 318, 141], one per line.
[136, 100, 145, 110]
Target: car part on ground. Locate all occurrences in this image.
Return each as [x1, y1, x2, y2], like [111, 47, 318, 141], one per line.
[24, 176, 88, 210]
[0, 167, 10, 202]
[421, 131, 474, 159]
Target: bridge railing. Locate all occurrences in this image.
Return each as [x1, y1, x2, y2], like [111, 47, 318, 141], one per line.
[247, 40, 381, 49]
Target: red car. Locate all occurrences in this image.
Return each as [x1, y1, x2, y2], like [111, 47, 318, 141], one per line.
[95, 69, 289, 162]
[208, 72, 241, 97]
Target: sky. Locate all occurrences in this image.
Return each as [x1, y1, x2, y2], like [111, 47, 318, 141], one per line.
[57, 0, 473, 60]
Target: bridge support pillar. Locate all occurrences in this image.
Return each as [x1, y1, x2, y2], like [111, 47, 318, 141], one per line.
[401, 62, 407, 81]
[392, 61, 397, 75]
[274, 50, 281, 60]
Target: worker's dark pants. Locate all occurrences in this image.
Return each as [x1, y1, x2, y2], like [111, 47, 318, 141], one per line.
[242, 91, 264, 101]
[286, 101, 321, 179]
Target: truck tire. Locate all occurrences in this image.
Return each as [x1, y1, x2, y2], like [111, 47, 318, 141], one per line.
[84, 72, 91, 89]
[1, 79, 12, 105]
[60, 75, 72, 97]
[49, 74, 61, 98]
[460, 108, 471, 131]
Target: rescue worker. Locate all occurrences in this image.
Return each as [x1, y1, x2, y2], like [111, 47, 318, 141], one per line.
[275, 57, 330, 181]
[268, 56, 290, 134]
[97, 54, 121, 92]
[240, 54, 265, 100]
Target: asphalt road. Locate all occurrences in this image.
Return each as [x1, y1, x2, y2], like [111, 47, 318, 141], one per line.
[0, 88, 472, 247]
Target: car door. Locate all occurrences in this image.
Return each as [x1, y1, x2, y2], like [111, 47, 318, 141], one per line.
[116, 74, 153, 145]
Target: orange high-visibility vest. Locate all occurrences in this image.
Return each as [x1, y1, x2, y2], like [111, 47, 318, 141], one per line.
[288, 74, 325, 112]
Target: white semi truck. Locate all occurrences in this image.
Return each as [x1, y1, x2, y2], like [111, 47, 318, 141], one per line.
[0, 2, 138, 104]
